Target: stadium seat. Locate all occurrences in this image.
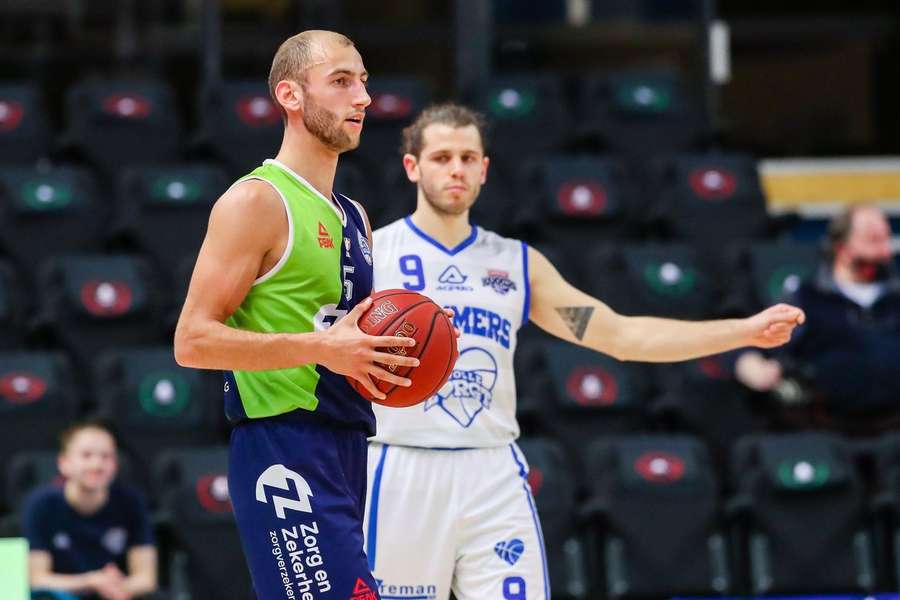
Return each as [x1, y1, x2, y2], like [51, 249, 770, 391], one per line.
[580, 69, 704, 156]
[0, 82, 52, 163]
[0, 351, 79, 512]
[517, 436, 589, 599]
[652, 356, 762, 477]
[0, 261, 26, 349]
[114, 163, 229, 274]
[873, 432, 900, 590]
[92, 346, 224, 496]
[729, 432, 876, 595]
[154, 447, 251, 600]
[520, 155, 641, 249]
[650, 152, 769, 244]
[34, 254, 168, 374]
[0, 165, 106, 290]
[353, 76, 431, 168]
[581, 435, 730, 599]
[745, 240, 821, 308]
[195, 80, 283, 176]
[533, 338, 650, 474]
[62, 77, 182, 174]
[473, 74, 569, 172]
[588, 242, 718, 320]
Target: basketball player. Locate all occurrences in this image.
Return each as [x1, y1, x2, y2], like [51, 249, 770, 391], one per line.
[364, 103, 805, 600]
[174, 31, 419, 599]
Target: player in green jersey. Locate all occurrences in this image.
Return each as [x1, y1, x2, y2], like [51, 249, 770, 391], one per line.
[174, 30, 413, 599]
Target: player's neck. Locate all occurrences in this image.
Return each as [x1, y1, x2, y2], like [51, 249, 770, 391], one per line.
[409, 207, 472, 248]
[64, 480, 109, 516]
[274, 125, 339, 200]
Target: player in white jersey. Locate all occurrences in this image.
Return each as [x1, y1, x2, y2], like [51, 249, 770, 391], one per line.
[364, 103, 805, 600]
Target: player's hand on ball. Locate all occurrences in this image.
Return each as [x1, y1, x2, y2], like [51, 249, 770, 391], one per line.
[443, 307, 461, 338]
[746, 303, 806, 349]
[319, 297, 419, 400]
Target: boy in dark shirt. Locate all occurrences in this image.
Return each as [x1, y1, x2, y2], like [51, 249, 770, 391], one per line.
[22, 421, 158, 600]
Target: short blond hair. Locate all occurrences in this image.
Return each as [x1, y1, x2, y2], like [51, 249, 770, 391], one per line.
[267, 30, 355, 119]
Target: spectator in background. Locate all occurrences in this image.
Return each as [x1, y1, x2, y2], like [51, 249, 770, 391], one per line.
[735, 205, 900, 432]
[22, 421, 158, 600]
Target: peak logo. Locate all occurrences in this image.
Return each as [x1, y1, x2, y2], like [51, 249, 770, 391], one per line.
[255, 464, 314, 519]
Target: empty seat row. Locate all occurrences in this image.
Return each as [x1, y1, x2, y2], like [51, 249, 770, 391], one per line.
[7, 431, 900, 599]
[1, 69, 706, 178]
[0, 150, 771, 286]
[525, 431, 900, 598]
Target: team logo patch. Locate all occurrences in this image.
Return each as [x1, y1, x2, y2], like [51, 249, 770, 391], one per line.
[80, 280, 133, 317]
[437, 265, 473, 291]
[689, 168, 737, 200]
[255, 464, 314, 519]
[0, 372, 47, 405]
[102, 527, 128, 555]
[196, 473, 232, 513]
[235, 94, 279, 127]
[351, 578, 378, 600]
[494, 539, 525, 566]
[481, 269, 517, 295]
[52, 532, 71, 550]
[317, 221, 334, 248]
[634, 452, 686, 483]
[426, 346, 497, 428]
[565, 366, 618, 406]
[357, 229, 372, 265]
[0, 100, 24, 131]
[102, 94, 152, 119]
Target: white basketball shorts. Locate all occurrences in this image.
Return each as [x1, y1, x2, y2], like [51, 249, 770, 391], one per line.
[364, 442, 549, 600]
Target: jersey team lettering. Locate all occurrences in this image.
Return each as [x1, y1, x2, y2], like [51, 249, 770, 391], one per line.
[446, 304, 512, 349]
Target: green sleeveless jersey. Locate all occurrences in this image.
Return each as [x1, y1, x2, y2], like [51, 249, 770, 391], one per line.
[222, 159, 375, 429]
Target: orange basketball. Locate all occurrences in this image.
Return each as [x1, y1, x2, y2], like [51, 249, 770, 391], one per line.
[349, 289, 458, 408]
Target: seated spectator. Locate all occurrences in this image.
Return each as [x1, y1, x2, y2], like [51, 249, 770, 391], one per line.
[735, 205, 900, 433]
[22, 420, 159, 600]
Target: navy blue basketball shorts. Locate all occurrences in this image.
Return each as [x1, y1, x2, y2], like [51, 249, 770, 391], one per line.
[229, 417, 380, 600]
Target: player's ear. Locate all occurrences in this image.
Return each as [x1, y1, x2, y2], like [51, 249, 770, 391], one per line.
[275, 80, 303, 116]
[402, 154, 420, 183]
[480, 156, 490, 185]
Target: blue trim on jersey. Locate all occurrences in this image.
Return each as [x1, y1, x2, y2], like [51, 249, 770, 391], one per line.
[521, 241, 531, 327]
[367, 443, 390, 571]
[509, 444, 551, 599]
[403, 216, 478, 256]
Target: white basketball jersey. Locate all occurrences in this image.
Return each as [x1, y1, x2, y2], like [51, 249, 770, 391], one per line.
[370, 217, 529, 448]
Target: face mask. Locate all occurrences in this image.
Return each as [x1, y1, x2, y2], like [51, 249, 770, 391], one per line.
[851, 257, 891, 282]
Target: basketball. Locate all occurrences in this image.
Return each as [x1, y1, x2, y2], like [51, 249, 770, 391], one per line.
[349, 289, 458, 408]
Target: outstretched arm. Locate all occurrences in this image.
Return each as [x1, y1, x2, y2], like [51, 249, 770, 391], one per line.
[527, 246, 805, 362]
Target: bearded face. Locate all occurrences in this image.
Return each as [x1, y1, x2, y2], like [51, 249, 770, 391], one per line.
[302, 89, 358, 153]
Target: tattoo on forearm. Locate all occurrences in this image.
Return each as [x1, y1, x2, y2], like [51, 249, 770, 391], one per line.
[556, 306, 594, 341]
